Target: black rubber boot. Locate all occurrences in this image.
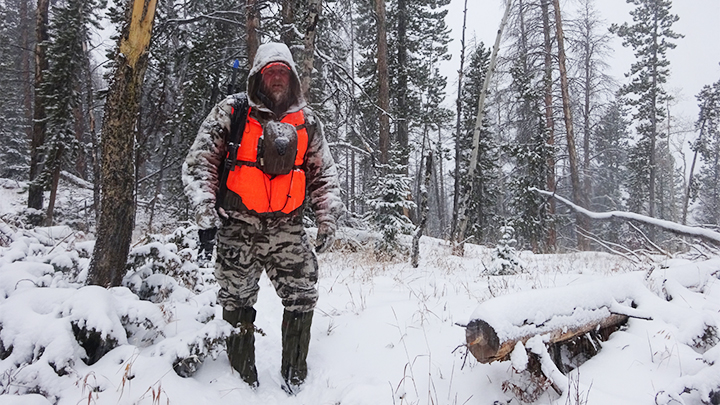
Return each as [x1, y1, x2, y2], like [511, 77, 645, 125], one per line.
[223, 307, 259, 388]
[281, 309, 313, 394]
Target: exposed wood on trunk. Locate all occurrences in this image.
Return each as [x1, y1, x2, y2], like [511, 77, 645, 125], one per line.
[466, 312, 628, 364]
[375, 0, 390, 165]
[88, 0, 158, 287]
[552, 0, 590, 250]
[454, 0, 512, 255]
[29, 0, 50, 211]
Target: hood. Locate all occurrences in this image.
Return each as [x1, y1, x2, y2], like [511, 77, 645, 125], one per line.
[247, 42, 306, 116]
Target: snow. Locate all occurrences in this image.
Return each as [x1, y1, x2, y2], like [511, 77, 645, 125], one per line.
[3, 181, 720, 404]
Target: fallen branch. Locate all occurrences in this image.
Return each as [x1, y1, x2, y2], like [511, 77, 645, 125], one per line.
[530, 188, 720, 246]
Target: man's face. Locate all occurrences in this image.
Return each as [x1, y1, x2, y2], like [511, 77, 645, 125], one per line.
[260, 62, 291, 105]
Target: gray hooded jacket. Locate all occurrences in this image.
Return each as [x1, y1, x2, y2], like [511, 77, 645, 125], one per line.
[182, 43, 343, 232]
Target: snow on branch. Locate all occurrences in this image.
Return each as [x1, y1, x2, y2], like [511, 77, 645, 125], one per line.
[530, 188, 720, 246]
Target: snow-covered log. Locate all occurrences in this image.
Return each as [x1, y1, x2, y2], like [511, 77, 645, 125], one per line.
[531, 188, 720, 246]
[464, 274, 652, 364]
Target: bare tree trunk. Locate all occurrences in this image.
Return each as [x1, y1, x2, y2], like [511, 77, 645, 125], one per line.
[451, 0, 468, 239]
[553, 0, 590, 250]
[454, 0, 512, 255]
[44, 144, 65, 225]
[541, 0, 556, 251]
[683, 123, 703, 225]
[375, 0, 390, 165]
[28, 0, 50, 211]
[246, 0, 260, 68]
[85, 47, 101, 225]
[20, 0, 34, 177]
[280, 0, 295, 47]
[300, 0, 321, 100]
[396, 0, 408, 170]
[88, 0, 158, 287]
[411, 152, 433, 268]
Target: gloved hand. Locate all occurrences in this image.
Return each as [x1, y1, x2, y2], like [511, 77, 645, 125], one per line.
[195, 203, 223, 230]
[315, 223, 335, 253]
[198, 227, 217, 264]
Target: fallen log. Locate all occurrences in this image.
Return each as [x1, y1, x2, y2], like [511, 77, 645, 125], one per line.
[466, 311, 628, 363]
[464, 274, 649, 364]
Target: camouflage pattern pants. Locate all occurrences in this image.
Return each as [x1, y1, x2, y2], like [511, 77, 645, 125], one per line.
[215, 216, 319, 313]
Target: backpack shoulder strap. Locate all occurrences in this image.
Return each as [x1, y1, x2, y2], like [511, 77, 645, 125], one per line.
[228, 93, 249, 145]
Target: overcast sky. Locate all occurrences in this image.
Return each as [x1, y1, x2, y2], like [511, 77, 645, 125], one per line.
[441, 0, 720, 124]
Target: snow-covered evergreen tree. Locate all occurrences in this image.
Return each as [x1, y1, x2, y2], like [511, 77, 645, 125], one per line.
[365, 162, 415, 259]
[488, 224, 524, 276]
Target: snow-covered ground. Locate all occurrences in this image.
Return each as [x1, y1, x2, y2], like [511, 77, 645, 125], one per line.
[2, 179, 720, 405]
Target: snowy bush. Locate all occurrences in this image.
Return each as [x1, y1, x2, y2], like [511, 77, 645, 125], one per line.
[488, 225, 525, 276]
[365, 166, 415, 260]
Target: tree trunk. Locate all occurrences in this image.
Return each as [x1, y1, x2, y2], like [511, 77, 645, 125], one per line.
[45, 144, 65, 226]
[454, 0, 512, 254]
[466, 313, 628, 364]
[88, 0, 158, 287]
[396, 0, 408, 170]
[28, 0, 50, 211]
[20, 0, 34, 178]
[451, 0, 468, 240]
[541, 0, 556, 251]
[280, 0, 295, 48]
[246, 0, 260, 68]
[411, 152, 433, 268]
[300, 0, 321, 100]
[552, 0, 590, 250]
[375, 0, 390, 166]
[532, 188, 720, 246]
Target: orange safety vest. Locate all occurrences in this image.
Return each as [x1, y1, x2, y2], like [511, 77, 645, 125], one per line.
[224, 109, 308, 215]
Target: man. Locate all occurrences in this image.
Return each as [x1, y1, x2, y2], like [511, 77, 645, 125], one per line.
[182, 42, 342, 393]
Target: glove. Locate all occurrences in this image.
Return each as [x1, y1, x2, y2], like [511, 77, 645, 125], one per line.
[195, 203, 222, 230]
[315, 223, 335, 253]
[198, 227, 217, 264]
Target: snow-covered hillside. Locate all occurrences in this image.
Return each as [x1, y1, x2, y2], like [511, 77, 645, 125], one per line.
[1, 179, 720, 405]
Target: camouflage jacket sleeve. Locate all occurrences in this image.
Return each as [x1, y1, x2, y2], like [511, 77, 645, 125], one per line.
[303, 108, 344, 232]
[181, 95, 236, 229]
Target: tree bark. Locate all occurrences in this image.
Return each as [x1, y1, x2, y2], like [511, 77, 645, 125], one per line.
[396, 0, 408, 170]
[375, 0, 390, 166]
[246, 0, 260, 69]
[300, 0, 322, 100]
[451, 0, 468, 240]
[466, 313, 628, 364]
[552, 0, 590, 250]
[88, 0, 158, 287]
[411, 152, 433, 268]
[454, 0, 512, 254]
[541, 0, 556, 251]
[28, 0, 50, 210]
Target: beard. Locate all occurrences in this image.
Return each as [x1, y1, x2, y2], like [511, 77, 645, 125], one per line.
[261, 82, 291, 106]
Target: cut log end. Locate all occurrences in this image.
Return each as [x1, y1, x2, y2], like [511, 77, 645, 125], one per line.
[465, 319, 500, 363]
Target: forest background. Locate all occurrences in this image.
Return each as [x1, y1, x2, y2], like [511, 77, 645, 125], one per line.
[1, 0, 720, 259]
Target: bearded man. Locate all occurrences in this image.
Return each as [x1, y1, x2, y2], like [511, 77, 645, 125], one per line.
[182, 42, 343, 393]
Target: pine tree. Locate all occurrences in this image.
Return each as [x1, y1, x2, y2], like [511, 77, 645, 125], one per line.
[502, 0, 554, 252]
[39, 0, 103, 224]
[610, 0, 683, 219]
[592, 101, 631, 241]
[0, 0, 31, 180]
[693, 79, 720, 227]
[365, 161, 415, 259]
[456, 42, 501, 244]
